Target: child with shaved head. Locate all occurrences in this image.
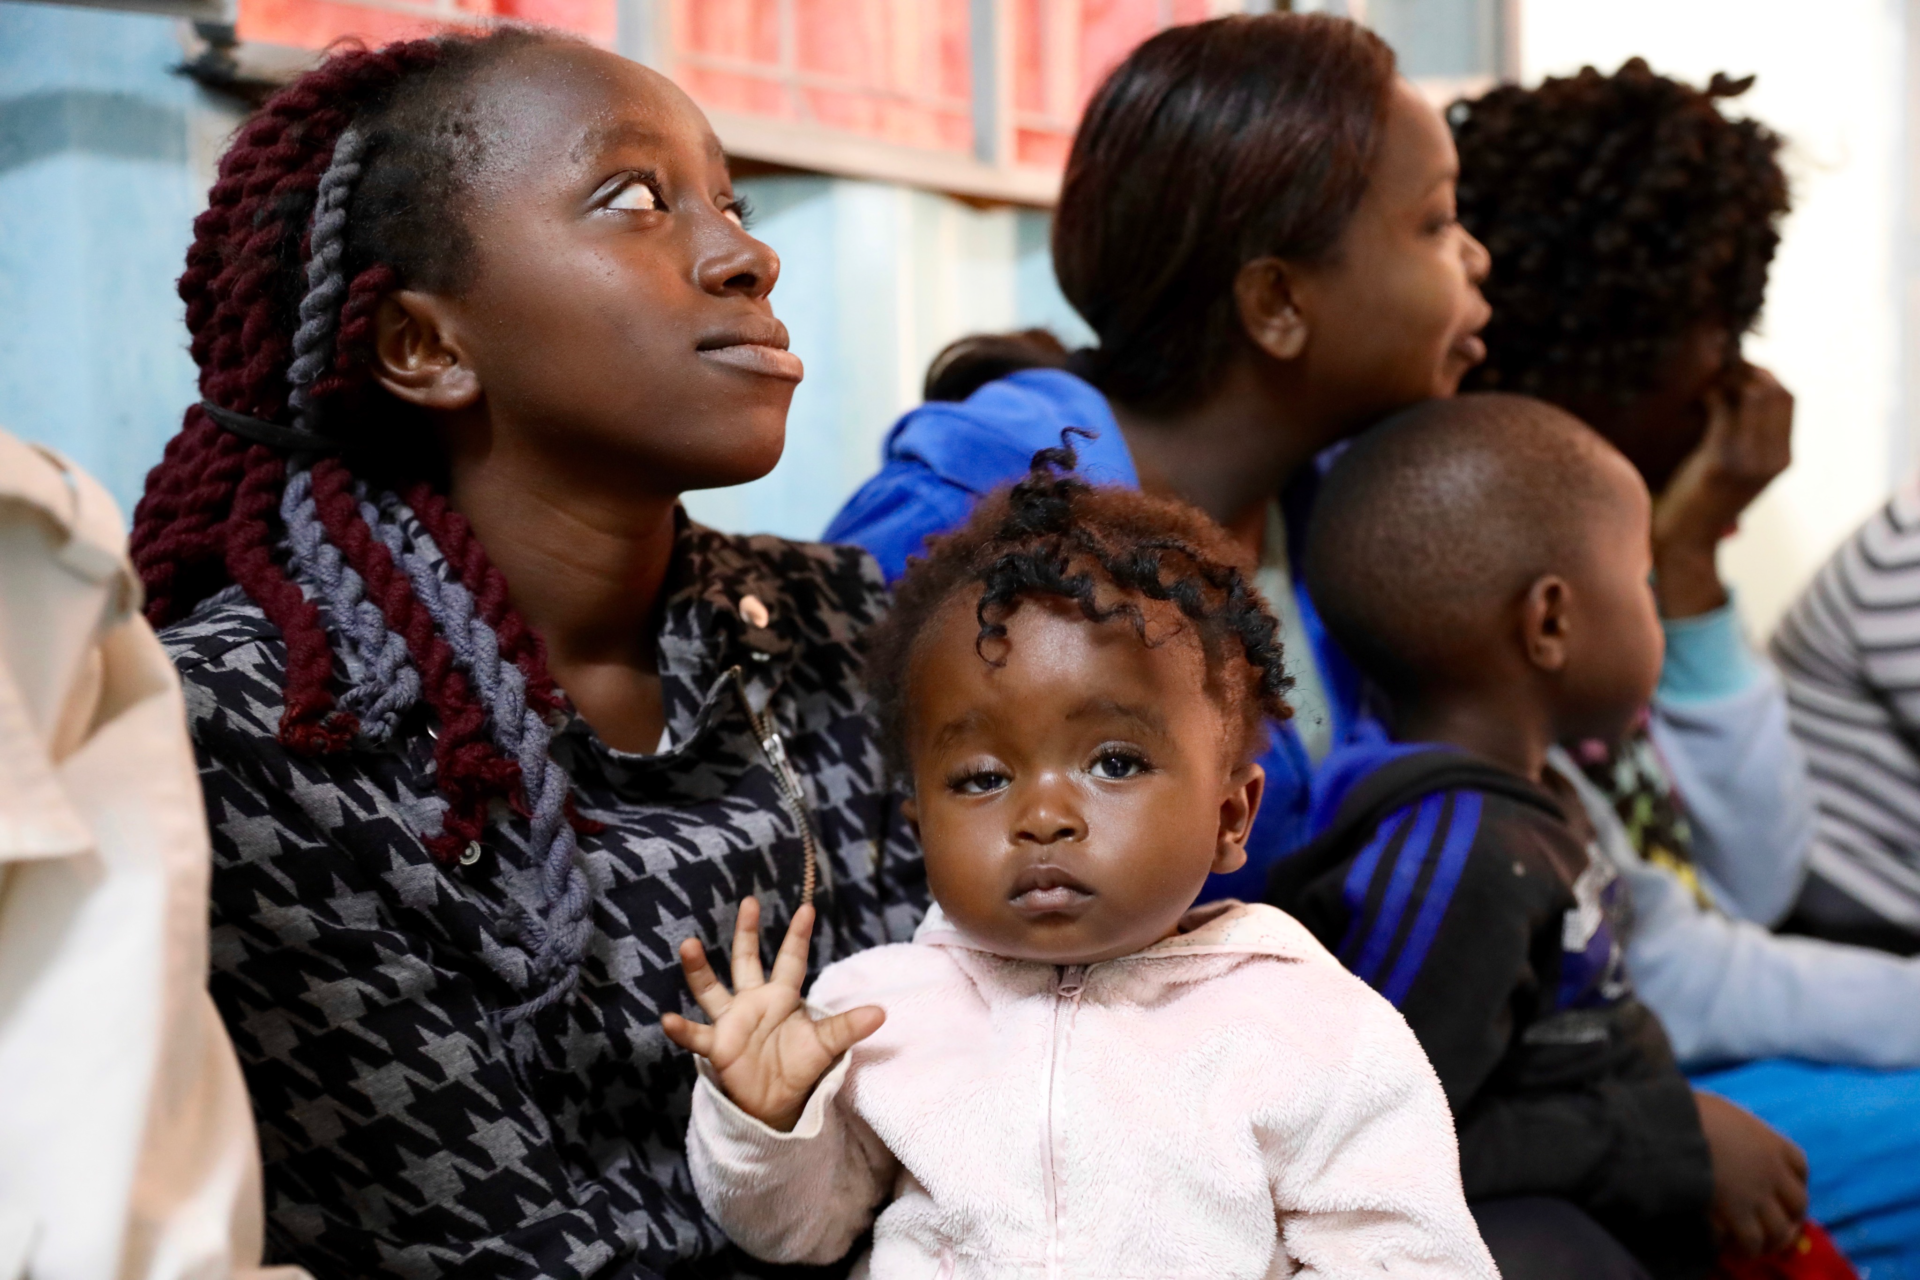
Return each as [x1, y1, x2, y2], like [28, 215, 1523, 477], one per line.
[1269, 395, 1814, 1280]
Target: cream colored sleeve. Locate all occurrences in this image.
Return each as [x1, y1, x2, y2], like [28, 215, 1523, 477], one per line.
[0, 431, 308, 1280]
[685, 1039, 897, 1267]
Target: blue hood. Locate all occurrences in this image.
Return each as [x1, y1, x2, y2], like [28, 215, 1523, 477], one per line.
[880, 367, 1137, 493]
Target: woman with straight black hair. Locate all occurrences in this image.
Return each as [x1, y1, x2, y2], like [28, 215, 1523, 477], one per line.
[828, 11, 1492, 884]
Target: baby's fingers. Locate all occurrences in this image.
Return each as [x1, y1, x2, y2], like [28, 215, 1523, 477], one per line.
[769, 903, 817, 990]
[731, 897, 767, 991]
[679, 938, 733, 1021]
[812, 1004, 886, 1061]
[661, 1011, 716, 1059]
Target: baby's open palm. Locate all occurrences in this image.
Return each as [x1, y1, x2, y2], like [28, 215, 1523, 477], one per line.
[661, 897, 885, 1132]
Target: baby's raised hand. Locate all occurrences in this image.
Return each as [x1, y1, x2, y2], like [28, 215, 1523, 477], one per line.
[661, 897, 884, 1132]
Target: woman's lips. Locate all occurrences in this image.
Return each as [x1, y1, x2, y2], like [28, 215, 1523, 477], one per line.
[1009, 866, 1096, 916]
[698, 343, 805, 383]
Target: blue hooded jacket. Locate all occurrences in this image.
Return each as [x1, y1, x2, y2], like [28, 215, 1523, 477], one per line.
[824, 368, 1367, 898]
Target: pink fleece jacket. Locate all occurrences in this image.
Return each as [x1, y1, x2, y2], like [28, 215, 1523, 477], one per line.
[688, 901, 1496, 1279]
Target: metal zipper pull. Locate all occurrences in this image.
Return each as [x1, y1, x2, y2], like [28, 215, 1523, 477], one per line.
[729, 666, 821, 906]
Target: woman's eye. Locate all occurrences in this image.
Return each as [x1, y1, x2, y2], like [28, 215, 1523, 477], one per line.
[951, 769, 1008, 796]
[1090, 751, 1148, 781]
[722, 195, 754, 228]
[608, 180, 663, 213]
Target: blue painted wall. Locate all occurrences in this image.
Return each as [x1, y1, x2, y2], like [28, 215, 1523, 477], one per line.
[0, 2, 1089, 539]
[0, 2, 235, 517]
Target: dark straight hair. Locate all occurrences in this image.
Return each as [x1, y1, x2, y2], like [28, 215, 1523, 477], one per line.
[1053, 13, 1397, 412]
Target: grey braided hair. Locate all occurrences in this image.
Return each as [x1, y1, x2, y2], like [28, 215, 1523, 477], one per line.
[362, 489, 595, 1022]
[272, 110, 597, 1022]
[286, 127, 367, 432]
[279, 462, 421, 745]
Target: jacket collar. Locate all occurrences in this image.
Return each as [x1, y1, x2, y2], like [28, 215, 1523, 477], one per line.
[659, 510, 799, 708]
[0, 433, 138, 616]
[549, 511, 810, 777]
[911, 898, 1321, 966]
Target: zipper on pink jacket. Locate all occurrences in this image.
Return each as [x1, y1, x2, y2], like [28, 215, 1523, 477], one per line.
[1043, 964, 1087, 1280]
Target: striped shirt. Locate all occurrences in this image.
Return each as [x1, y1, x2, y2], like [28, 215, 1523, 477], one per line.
[1772, 478, 1920, 929]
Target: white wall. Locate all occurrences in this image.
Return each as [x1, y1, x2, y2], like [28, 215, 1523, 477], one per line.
[1519, 0, 1911, 637]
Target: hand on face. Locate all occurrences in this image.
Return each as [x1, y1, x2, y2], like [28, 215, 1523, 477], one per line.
[1651, 363, 1794, 617]
[1695, 1089, 1810, 1258]
[661, 899, 884, 1132]
[900, 595, 1262, 966]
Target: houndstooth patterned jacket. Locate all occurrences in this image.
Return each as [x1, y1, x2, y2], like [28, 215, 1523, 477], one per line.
[163, 516, 927, 1280]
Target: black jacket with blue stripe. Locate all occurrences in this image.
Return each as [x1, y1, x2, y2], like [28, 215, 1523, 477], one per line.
[1267, 747, 1714, 1273]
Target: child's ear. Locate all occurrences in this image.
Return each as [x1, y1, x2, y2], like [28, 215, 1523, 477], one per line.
[899, 794, 920, 842]
[373, 291, 482, 412]
[1233, 259, 1310, 362]
[1521, 574, 1573, 673]
[1212, 762, 1266, 875]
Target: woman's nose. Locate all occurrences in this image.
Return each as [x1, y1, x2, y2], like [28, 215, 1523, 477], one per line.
[696, 219, 781, 300]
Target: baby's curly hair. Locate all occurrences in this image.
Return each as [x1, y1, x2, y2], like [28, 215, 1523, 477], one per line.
[864, 434, 1291, 783]
[1453, 58, 1789, 408]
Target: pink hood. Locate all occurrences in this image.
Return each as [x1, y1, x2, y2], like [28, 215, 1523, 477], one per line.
[689, 901, 1495, 1279]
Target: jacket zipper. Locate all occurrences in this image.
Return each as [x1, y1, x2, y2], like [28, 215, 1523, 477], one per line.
[728, 666, 820, 906]
[1043, 964, 1087, 1280]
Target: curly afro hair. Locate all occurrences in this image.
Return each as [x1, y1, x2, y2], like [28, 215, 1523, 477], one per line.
[1453, 58, 1789, 410]
[863, 434, 1292, 784]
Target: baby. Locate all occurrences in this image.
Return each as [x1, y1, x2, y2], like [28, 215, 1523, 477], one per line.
[662, 441, 1497, 1278]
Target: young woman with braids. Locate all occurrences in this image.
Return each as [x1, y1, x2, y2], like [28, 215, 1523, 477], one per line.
[664, 441, 1496, 1279]
[825, 12, 1492, 898]
[136, 27, 921, 1278]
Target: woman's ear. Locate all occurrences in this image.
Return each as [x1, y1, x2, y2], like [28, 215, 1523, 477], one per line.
[1233, 258, 1310, 362]
[373, 291, 482, 411]
[1521, 574, 1573, 673]
[1212, 762, 1266, 875]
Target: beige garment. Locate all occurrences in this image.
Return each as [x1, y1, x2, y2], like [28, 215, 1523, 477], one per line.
[0, 430, 305, 1280]
[1255, 501, 1334, 763]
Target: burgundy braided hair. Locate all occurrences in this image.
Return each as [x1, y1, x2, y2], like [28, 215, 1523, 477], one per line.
[130, 29, 567, 862]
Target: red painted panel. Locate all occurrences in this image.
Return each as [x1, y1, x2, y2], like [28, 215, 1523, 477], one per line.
[679, 0, 783, 66]
[1011, 0, 1044, 113]
[1077, 0, 1165, 104]
[237, 0, 459, 51]
[934, 0, 971, 100]
[233, 0, 1191, 183]
[500, 0, 614, 46]
[679, 64, 794, 118]
[1015, 126, 1070, 169]
[794, 0, 874, 81]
